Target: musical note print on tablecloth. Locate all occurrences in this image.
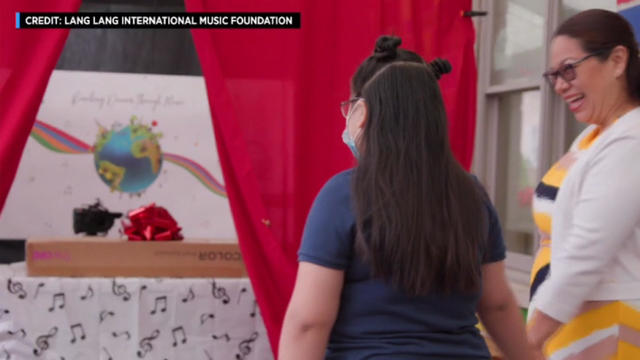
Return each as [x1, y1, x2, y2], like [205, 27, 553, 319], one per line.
[48, 293, 65, 312]
[7, 279, 27, 299]
[1, 347, 9, 360]
[211, 280, 230, 304]
[150, 296, 167, 315]
[200, 313, 215, 325]
[137, 329, 160, 358]
[236, 332, 259, 360]
[1, 278, 265, 358]
[33, 282, 45, 299]
[181, 287, 195, 303]
[70, 323, 86, 343]
[7, 329, 26, 338]
[33, 326, 58, 356]
[112, 330, 131, 341]
[139, 284, 148, 299]
[80, 285, 94, 301]
[99, 310, 115, 323]
[112, 279, 131, 301]
[237, 287, 247, 304]
[101, 347, 113, 360]
[204, 349, 213, 360]
[171, 326, 187, 347]
[211, 333, 230, 342]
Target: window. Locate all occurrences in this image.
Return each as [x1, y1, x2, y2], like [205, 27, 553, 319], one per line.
[474, 0, 546, 263]
[473, 0, 616, 305]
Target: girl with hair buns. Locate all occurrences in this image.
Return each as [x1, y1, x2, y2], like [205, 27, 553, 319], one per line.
[279, 36, 536, 360]
[527, 9, 640, 359]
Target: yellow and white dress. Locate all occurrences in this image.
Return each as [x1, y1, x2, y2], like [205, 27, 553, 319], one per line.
[529, 124, 640, 359]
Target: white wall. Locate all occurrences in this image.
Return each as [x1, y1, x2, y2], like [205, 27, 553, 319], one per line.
[0, 71, 236, 240]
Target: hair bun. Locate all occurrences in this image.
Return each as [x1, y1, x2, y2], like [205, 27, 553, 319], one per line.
[428, 58, 452, 80]
[373, 35, 402, 60]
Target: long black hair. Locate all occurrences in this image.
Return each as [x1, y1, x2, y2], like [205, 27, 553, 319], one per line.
[352, 60, 487, 296]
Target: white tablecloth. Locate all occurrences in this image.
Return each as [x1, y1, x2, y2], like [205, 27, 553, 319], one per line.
[0, 263, 273, 360]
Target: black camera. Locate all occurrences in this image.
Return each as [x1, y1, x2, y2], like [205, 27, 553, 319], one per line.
[73, 200, 122, 236]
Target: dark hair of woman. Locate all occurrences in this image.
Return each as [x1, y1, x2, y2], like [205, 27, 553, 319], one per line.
[352, 61, 488, 296]
[555, 9, 640, 100]
[351, 35, 426, 96]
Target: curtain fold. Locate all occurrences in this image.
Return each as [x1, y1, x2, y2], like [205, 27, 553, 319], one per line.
[0, 0, 82, 213]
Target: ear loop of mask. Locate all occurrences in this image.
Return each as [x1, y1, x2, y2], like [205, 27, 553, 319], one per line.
[342, 102, 361, 159]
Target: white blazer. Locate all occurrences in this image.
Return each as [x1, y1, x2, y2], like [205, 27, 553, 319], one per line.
[531, 107, 640, 323]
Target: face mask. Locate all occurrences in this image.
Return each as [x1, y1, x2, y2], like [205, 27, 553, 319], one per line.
[342, 105, 360, 159]
[342, 127, 359, 159]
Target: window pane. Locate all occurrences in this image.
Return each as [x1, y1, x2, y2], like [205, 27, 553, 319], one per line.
[494, 90, 541, 254]
[491, 0, 546, 85]
[562, 0, 616, 19]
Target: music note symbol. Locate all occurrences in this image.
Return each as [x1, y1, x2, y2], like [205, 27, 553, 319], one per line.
[101, 347, 113, 360]
[200, 313, 215, 325]
[0, 309, 8, 319]
[150, 296, 167, 315]
[137, 329, 160, 358]
[211, 280, 230, 304]
[249, 300, 257, 318]
[33, 282, 45, 299]
[171, 326, 187, 347]
[7, 279, 27, 299]
[33, 326, 58, 356]
[236, 287, 247, 304]
[7, 329, 26, 338]
[70, 323, 86, 344]
[111, 330, 131, 341]
[235, 332, 259, 360]
[112, 279, 131, 301]
[80, 285, 94, 301]
[139, 285, 148, 299]
[48, 293, 65, 312]
[211, 333, 230, 342]
[204, 349, 213, 360]
[181, 287, 195, 303]
[99, 310, 115, 323]
[2, 347, 9, 360]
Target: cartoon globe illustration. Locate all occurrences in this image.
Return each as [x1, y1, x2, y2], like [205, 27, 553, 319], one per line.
[93, 117, 163, 193]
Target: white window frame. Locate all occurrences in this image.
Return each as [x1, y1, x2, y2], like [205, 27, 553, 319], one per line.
[472, 0, 570, 307]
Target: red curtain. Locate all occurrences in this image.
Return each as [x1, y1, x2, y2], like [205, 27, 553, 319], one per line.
[0, 0, 81, 212]
[186, 0, 478, 355]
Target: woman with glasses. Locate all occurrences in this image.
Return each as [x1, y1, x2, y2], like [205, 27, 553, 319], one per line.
[279, 36, 535, 360]
[527, 9, 640, 359]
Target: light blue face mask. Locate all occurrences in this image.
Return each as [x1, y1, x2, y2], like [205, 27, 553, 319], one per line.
[342, 127, 359, 159]
[341, 98, 362, 159]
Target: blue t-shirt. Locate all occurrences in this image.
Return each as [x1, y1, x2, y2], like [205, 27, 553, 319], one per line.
[298, 169, 506, 359]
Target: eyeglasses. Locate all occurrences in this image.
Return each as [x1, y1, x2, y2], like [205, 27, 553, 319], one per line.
[340, 97, 363, 118]
[542, 51, 604, 87]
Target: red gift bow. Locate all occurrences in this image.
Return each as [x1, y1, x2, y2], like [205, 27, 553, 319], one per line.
[122, 203, 183, 241]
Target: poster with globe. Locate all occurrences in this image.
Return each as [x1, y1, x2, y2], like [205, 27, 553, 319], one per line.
[0, 70, 236, 240]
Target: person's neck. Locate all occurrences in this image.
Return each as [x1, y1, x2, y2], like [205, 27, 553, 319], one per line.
[600, 97, 640, 131]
